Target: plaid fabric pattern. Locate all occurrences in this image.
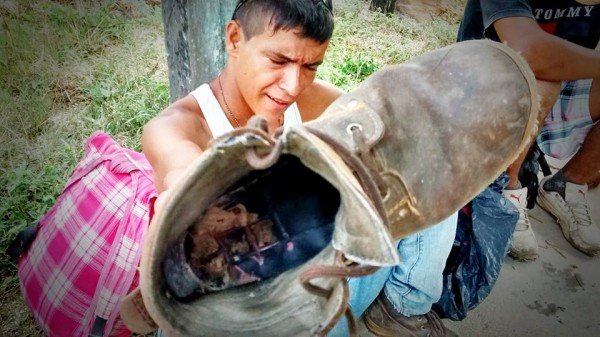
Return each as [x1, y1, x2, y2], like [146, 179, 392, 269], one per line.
[18, 131, 157, 337]
[537, 79, 595, 160]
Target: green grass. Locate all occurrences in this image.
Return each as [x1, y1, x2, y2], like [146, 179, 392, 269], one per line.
[318, 0, 459, 91]
[0, 0, 463, 335]
[0, 1, 168, 282]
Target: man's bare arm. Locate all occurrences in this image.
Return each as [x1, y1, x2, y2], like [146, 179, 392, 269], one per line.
[142, 95, 212, 193]
[494, 16, 600, 81]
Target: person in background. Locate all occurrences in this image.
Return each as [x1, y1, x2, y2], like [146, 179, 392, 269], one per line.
[457, 0, 600, 260]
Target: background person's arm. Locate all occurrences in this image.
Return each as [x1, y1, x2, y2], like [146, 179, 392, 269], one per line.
[493, 16, 600, 81]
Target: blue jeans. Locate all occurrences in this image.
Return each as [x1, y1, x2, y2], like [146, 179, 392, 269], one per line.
[329, 212, 458, 336]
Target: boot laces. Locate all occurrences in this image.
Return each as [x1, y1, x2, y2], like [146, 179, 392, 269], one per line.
[237, 117, 383, 337]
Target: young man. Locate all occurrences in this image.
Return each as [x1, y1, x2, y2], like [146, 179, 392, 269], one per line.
[457, 0, 600, 260]
[143, 0, 457, 336]
[142, 0, 340, 196]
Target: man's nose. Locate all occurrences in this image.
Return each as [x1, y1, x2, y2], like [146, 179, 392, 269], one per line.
[279, 66, 302, 97]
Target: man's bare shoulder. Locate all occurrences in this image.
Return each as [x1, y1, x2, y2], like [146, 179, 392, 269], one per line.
[147, 94, 213, 148]
[297, 79, 343, 121]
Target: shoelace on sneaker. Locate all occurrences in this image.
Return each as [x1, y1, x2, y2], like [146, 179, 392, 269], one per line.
[515, 207, 531, 231]
[566, 195, 593, 228]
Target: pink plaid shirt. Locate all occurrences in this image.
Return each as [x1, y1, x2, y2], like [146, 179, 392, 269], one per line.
[18, 131, 157, 337]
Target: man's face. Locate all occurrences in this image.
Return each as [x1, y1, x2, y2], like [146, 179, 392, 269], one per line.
[232, 25, 329, 120]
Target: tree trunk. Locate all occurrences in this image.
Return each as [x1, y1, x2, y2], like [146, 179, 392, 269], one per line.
[161, 0, 237, 102]
[370, 0, 395, 13]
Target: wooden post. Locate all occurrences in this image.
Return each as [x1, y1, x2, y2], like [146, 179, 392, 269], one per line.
[161, 0, 237, 102]
[370, 0, 396, 13]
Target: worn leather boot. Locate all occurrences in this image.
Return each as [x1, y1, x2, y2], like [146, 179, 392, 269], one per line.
[364, 292, 457, 337]
[121, 40, 537, 337]
[306, 39, 538, 240]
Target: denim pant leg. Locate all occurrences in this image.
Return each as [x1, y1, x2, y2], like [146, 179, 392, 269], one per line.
[384, 211, 458, 316]
[328, 212, 457, 336]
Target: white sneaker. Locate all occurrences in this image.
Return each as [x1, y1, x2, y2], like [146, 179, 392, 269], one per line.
[537, 178, 600, 256]
[503, 187, 538, 261]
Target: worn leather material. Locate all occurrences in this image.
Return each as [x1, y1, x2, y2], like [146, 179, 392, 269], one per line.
[132, 128, 398, 336]
[122, 39, 538, 336]
[306, 39, 538, 240]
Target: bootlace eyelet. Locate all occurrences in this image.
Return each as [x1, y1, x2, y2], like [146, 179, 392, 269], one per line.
[346, 123, 362, 135]
[381, 186, 390, 201]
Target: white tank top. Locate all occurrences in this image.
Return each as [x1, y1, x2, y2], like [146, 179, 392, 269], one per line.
[189, 84, 302, 138]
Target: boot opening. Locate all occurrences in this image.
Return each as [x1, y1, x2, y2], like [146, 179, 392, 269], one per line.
[163, 154, 340, 301]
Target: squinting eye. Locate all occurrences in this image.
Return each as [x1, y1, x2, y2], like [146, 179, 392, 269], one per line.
[270, 59, 285, 65]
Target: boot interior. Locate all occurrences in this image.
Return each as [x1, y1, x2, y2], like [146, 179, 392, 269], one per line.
[166, 154, 341, 300]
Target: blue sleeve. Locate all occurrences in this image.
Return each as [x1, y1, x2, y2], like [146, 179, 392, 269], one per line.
[458, 0, 535, 42]
[480, 0, 534, 37]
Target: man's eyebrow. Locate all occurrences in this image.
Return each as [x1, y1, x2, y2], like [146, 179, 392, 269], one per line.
[269, 51, 323, 67]
[306, 60, 324, 67]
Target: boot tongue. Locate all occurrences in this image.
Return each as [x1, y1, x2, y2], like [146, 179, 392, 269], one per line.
[565, 182, 588, 203]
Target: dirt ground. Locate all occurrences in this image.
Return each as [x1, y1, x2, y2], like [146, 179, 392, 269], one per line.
[444, 157, 600, 337]
[396, 0, 465, 22]
[0, 285, 42, 337]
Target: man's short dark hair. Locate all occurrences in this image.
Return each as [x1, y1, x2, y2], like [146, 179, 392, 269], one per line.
[232, 0, 334, 44]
